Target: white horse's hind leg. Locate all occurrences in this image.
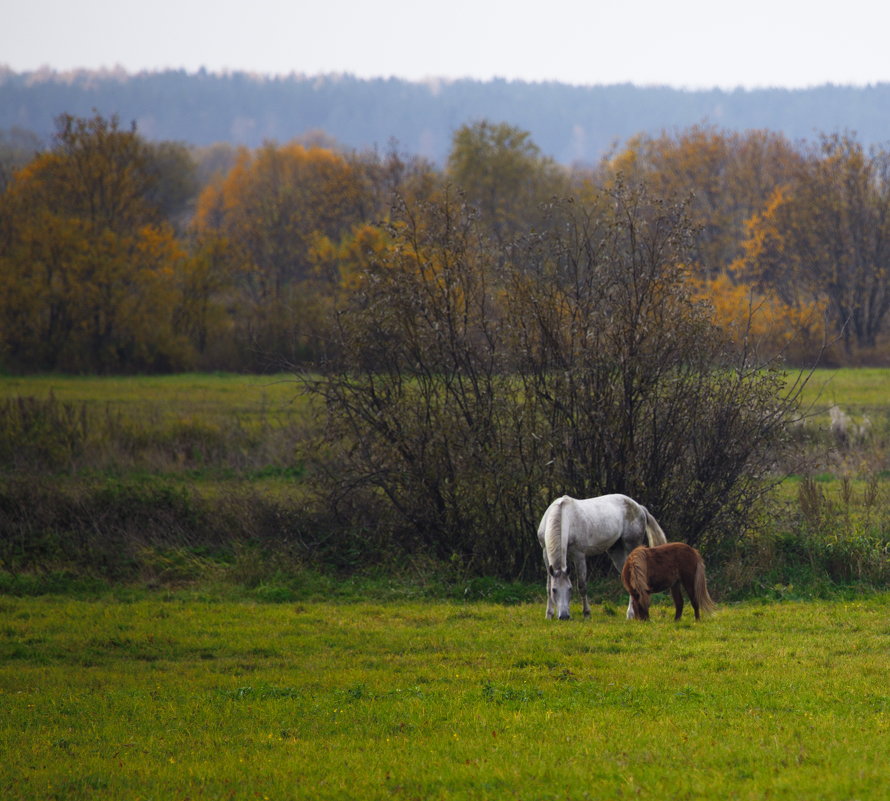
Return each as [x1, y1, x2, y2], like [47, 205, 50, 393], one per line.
[605, 543, 636, 619]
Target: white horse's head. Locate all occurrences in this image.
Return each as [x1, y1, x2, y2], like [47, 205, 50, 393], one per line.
[548, 565, 573, 620]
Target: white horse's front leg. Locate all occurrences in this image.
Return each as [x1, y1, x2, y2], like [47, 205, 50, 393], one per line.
[574, 554, 591, 618]
[626, 596, 635, 619]
[544, 554, 555, 619]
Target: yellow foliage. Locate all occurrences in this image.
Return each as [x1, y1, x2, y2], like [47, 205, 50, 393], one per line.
[735, 186, 791, 276]
[0, 121, 196, 371]
[601, 126, 803, 276]
[192, 141, 367, 314]
[309, 223, 393, 291]
[694, 272, 826, 360]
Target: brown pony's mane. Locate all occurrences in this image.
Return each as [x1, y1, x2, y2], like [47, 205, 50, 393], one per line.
[626, 548, 650, 608]
[621, 542, 715, 621]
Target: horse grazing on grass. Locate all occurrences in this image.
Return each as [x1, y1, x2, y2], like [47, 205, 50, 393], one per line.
[621, 542, 715, 621]
[537, 494, 668, 620]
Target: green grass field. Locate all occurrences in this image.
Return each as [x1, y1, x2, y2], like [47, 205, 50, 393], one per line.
[797, 367, 890, 411]
[1, 370, 888, 798]
[0, 367, 885, 413]
[2, 594, 888, 800]
[0, 372, 313, 496]
[0, 372, 303, 410]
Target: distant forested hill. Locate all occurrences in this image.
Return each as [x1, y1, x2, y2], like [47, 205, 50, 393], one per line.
[2, 67, 890, 164]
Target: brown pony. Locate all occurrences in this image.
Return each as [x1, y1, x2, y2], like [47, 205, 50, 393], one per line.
[621, 543, 715, 621]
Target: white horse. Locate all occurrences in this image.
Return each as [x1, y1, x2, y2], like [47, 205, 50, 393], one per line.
[537, 494, 668, 620]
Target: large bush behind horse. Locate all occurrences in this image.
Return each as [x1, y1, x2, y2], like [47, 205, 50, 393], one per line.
[299, 185, 804, 578]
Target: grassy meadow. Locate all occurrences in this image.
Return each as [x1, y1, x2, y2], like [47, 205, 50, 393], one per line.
[1, 370, 889, 798]
[2, 593, 888, 800]
[0, 373, 310, 423]
[1, 366, 889, 592]
[1, 367, 887, 478]
[0, 367, 886, 502]
[0, 372, 310, 485]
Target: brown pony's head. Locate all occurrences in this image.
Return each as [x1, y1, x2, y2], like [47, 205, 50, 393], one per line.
[628, 588, 651, 620]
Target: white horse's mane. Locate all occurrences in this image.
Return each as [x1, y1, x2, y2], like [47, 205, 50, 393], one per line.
[544, 495, 570, 571]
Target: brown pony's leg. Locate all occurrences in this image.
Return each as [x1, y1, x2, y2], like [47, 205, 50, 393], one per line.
[681, 572, 700, 620]
[670, 583, 684, 620]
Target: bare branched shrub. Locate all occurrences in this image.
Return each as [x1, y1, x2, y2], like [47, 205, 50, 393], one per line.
[504, 188, 804, 554]
[300, 184, 805, 577]
[300, 191, 536, 575]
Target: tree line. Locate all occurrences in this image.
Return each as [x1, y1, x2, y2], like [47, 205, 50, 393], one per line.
[2, 113, 890, 373]
[5, 68, 890, 166]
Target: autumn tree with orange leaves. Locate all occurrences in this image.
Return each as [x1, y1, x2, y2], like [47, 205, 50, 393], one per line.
[0, 113, 197, 371]
[736, 134, 890, 357]
[4, 112, 890, 371]
[599, 126, 835, 360]
[193, 141, 373, 366]
[600, 125, 804, 277]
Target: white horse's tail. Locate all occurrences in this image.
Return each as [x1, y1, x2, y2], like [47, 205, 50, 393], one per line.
[643, 507, 668, 546]
[544, 496, 570, 571]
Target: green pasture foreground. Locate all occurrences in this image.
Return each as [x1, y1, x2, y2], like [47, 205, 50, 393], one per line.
[1, 595, 888, 800]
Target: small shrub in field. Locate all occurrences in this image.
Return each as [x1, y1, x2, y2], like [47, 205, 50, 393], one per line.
[136, 545, 220, 585]
[0, 394, 89, 470]
[0, 388, 306, 475]
[771, 475, 890, 587]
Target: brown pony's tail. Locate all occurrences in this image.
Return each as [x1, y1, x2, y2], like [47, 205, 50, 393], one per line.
[695, 559, 717, 616]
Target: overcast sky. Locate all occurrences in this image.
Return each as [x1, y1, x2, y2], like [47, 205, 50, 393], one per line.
[4, 0, 889, 90]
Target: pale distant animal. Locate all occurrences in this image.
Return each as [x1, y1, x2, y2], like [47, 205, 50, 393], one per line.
[829, 405, 851, 448]
[830, 405, 871, 448]
[621, 542, 716, 621]
[537, 494, 668, 620]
